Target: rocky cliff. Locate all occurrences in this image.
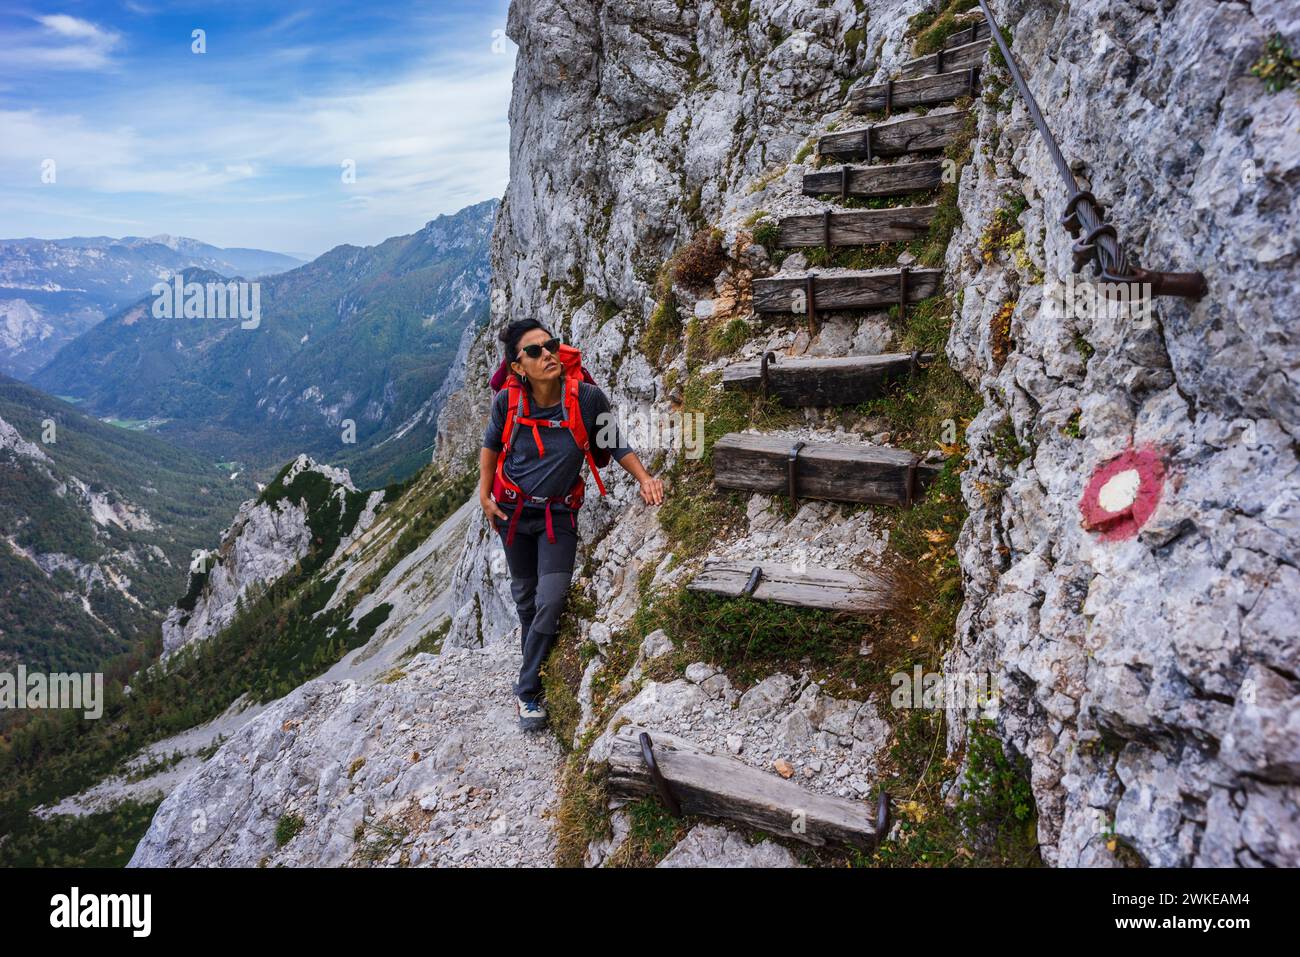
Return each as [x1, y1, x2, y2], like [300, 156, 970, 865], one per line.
[942, 0, 1299, 867]
[116, 0, 1297, 868]
[160, 455, 372, 659]
[431, 0, 1298, 867]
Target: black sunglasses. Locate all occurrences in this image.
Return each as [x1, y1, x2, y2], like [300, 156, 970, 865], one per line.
[517, 337, 561, 360]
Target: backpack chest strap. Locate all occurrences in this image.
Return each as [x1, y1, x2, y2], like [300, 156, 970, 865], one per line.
[516, 416, 567, 428]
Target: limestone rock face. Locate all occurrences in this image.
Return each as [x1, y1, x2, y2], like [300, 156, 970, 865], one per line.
[124, 0, 1297, 870]
[942, 0, 1299, 866]
[160, 455, 359, 659]
[658, 823, 803, 867]
[128, 647, 562, 868]
[432, 0, 925, 642]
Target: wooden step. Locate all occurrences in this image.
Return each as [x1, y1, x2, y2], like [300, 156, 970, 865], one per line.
[898, 38, 988, 80]
[688, 559, 896, 613]
[818, 111, 968, 162]
[802, 160, 944, 200]
[941, 18, 992, 50]
[607, 726, 891, 850]
[752, 268, 941, 315]
[775, 206, 937, 248]
[849, 67, 980, 114]
[712, 432, 941, 506]
[721, 352, 935, 406]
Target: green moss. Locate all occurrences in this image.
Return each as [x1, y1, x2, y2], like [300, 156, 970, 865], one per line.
[623, 111, 668, 139]
[878, 718, 1040, 867]
[907, 0, 979, 54]
[275, 813, 306, 847]
[683, 184, 705, 226]
[978, 191, 1030, 264]
[407, 617, 451, 658]
[751, 218, 780, 256]
[988, 25, 1015, 71]
[717, 0, 752, 32]
[656, 371, 751, 556]
[1063, 410, 1082, 439]
[990, 417, 1031, 469]
[606, 797, 692, 867]
[1073, 332, 1095, 362]
[982, 74, 1009, 108]
[665, 590, 881, 689]
[892, 294, 956, 355]
[708, 317, 751, 355]
[640, 293, 682, 364]
[540, 587, 598, 751]
[596, 299, 621, 330]
[555, 757, 613, 867]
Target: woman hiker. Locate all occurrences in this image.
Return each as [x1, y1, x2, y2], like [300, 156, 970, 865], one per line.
[479, 319, 665, 731]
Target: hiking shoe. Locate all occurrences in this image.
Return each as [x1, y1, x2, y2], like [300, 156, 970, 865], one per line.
[517, 696, 547, 732]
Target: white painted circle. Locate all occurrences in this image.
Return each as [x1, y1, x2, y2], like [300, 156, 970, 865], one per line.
[1097, 468, 1141, 513]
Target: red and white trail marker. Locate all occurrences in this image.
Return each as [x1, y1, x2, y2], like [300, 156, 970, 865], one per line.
[1079, 448, 1165, 541]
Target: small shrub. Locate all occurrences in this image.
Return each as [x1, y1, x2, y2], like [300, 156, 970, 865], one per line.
[670, 228, 727, 288]
[1250, 33, 1299, 92]
[751, 218, 780, 256]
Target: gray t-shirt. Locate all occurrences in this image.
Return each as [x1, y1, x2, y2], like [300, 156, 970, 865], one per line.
[483, 380, 633, 505]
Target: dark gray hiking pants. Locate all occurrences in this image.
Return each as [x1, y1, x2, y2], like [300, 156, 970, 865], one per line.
[493, 505, 578, 702]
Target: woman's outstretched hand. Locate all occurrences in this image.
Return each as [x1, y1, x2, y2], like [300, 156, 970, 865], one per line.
[616, 451, 664, 506]
[638, 475, 664, 506]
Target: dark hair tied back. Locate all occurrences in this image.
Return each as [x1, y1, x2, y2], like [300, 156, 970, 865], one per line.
[499, 319, 552, 363]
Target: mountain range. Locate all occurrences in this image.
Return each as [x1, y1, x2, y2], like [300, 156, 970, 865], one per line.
[31, 199, 496, 488]
[0, 375, 256, 676]
[0, 235, 303, 378]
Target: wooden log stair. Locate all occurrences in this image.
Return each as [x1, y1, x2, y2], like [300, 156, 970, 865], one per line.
[752, 267, 941, 317]
[688, 559, 895, 613]
[608, 727, 892, 850]
[721, 351, 934, 407]
[692, 24, 976, 616]
[620, 18, 997, 854]
[775, 205, 937, 248]
[802, 22, 989, 198]
[899, 35, 990, 80]
[712, 433, 941, 506]
[848, 66, 980, 114]
[803, 159, 944, 200]
[818, 110, 968, 163]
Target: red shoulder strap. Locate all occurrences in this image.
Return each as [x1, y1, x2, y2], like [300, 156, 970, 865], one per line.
[501, 380, 526, 450]
[564, 378, 607, 496]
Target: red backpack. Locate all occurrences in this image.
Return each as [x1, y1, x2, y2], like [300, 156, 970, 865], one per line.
[489, 343, 610, 545]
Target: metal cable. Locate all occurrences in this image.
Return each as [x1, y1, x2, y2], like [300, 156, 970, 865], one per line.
[974, 0, 1205, 298]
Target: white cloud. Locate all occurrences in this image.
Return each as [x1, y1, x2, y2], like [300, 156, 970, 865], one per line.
[38, 14, 111, 41]
[2, 15, 123, 71]
[0, 44, 514, 252]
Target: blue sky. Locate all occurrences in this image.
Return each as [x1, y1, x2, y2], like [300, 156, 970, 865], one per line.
[0, 1, 515, 258]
